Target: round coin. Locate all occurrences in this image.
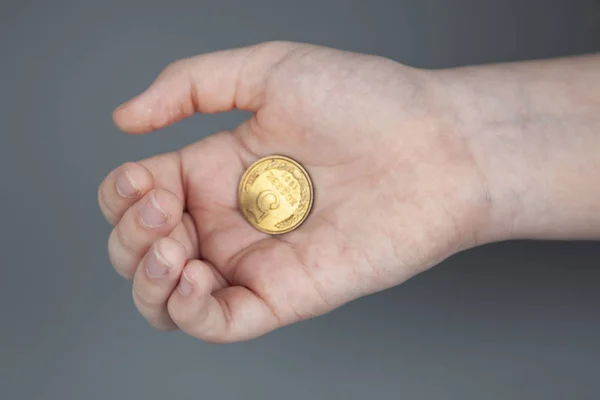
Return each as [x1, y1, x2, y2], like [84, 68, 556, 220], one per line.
[238, 155, 314, 235]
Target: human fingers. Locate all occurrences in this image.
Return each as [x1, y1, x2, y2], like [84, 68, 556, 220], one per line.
[108, 189, 183, 279]
[98, 162, 154, 225]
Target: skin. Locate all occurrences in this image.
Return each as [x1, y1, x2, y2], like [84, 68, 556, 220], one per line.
[97, 41, 600, 343]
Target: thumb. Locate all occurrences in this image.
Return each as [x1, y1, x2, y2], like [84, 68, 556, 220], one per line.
[113, 41, 302, 134]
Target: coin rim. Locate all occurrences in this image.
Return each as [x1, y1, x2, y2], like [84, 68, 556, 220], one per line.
[237, 155, 314, 235]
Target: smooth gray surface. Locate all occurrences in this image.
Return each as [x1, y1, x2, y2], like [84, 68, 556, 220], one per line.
[1, 1, 599, 399]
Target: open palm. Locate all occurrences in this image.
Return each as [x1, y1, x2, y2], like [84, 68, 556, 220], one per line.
[98, 41, 489, 342]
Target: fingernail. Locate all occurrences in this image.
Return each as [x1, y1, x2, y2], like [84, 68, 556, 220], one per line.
[116, 169, 140, 198]
[141, 192, 168, 227]
[178, 272, 193, 296]
[145, 247, 169, 278]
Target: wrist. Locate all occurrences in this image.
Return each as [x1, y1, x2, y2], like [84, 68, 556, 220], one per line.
[430, 56, 600, 242]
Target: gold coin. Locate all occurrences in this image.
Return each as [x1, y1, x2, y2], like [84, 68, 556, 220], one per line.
[238, 155, 314, 235]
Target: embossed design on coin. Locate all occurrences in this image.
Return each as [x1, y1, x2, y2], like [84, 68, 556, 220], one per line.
[238, 155, 314, 234]
[250, 190, 280, 223]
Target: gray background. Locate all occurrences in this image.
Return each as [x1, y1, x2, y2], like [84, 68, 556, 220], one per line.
[1, 0, 599, 399]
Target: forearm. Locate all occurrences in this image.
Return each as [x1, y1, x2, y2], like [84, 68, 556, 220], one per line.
[434, 54, 600, 242]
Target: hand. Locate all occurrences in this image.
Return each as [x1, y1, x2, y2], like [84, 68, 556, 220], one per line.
[98, 41, 493, 343]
